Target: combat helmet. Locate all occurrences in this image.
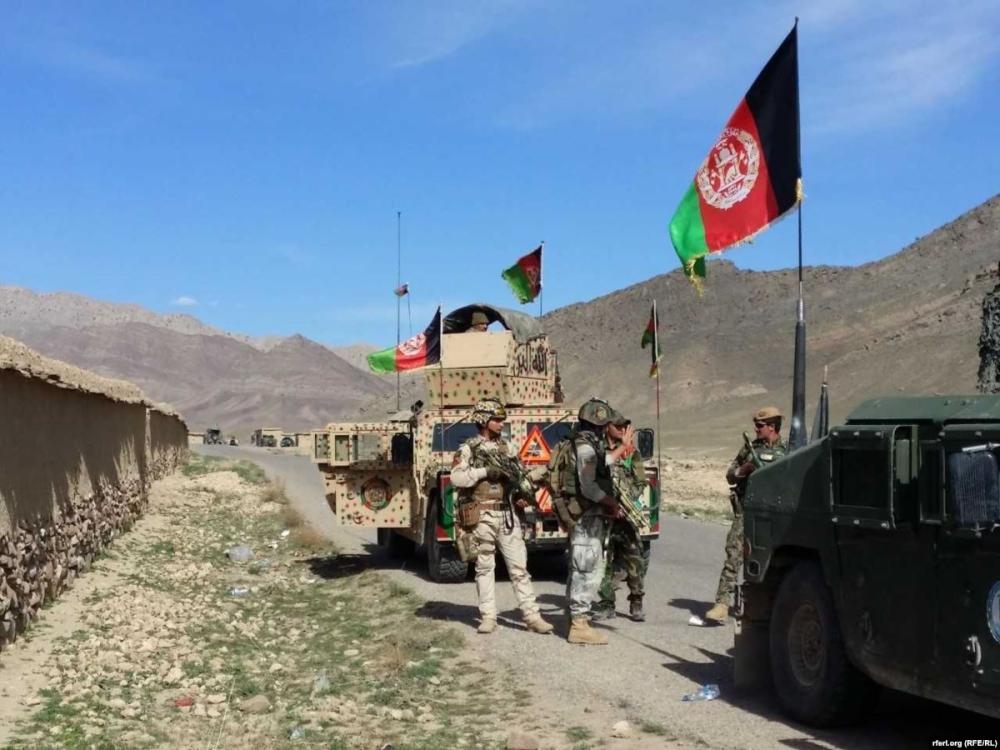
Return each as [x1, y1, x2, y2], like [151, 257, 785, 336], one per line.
[578, 397, 619, 427]
[472, 398, 507, 425]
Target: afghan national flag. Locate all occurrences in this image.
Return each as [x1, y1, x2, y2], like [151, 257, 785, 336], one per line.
[669, 24, 801, 286]
[640, 301, 663, 378]
[501, 245, 542, 304]
[367, 307, 441, 373]
[394, 283, 409, 297]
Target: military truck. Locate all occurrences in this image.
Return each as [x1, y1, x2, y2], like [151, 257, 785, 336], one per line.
[311, 304, 661, 582]
[204, 427, 224, 445]
[738, 394, 1000, 726]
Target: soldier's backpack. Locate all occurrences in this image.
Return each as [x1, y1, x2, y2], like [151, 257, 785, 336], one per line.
[546, 436, 583, 530]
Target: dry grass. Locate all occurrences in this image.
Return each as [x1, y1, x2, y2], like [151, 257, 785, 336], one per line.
[259, 478, 289, 505]
[290, 525, 329, 552]
[280, 504, 305, 529]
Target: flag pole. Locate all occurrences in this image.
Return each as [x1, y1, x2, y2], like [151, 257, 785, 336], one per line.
[396, 210, 402, 412]
[654, 299, 663, 476]
[438, 301, 445, 426]
[788, 17, 807, 451]
[539, 241, 545, 317]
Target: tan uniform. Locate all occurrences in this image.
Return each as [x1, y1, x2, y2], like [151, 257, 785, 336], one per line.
[451, 437, 541, 621]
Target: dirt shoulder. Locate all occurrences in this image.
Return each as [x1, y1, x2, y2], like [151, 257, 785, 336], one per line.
[0, 456, 693, 749]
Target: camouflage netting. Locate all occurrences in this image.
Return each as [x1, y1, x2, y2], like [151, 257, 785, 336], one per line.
[978, 263, 1000, 395]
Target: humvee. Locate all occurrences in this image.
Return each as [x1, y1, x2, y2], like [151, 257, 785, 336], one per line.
[738, 394, 1000, 726]
[311, 304, 661, 582]
[204, 427, 224, 445]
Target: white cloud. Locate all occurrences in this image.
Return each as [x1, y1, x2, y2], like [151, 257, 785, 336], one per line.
[807, 2, 1000, 134]
[375, 0, 540, 69]
[171, 296, 198, 307]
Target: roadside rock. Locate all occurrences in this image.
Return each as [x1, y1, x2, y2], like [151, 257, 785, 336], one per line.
[611, 719, 632, 738]
[239, 695, 271, 714]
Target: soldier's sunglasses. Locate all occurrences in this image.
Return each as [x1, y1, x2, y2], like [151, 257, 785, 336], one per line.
[753, 421, 769, 429]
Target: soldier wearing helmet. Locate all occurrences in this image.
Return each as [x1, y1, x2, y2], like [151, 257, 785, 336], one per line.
[450, 398, 554, 636]
[563, 397, 636, 645]
[705, 406, 788, 624]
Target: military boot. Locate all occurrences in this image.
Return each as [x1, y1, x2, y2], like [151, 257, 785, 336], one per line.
[523, 614, 554, 634]
[567, 617, 608, 645]
[704, 602, 729, 623]
[590, 602, 616, 621]
[477, 617, 497, 634]
[629, 598, 645, 622]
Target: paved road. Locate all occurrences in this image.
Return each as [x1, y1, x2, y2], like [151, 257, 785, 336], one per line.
[198, 445, 998, 748]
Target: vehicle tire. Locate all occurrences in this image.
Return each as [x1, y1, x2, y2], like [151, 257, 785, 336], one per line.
[424, 494, 469, 583]
[378, 528, 415, 559]
[769, 562, 878, 726]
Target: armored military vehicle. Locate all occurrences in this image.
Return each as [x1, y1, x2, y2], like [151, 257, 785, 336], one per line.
[204, 427, 224, 445]
[738, 394, 1000, 726]
[311, 304, 661, 582]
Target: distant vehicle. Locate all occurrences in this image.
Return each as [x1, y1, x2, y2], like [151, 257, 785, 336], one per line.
[260, 435, 277, 448]
[311, 304, 661, 582]
[228, 437, 239, 446]
[739, 395, 1000, 726]
[280, 436, 295, 448]
[204, 428, 224, 445]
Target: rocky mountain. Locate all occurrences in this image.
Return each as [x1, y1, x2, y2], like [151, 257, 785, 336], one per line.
[3, 195, 997, 453]
[360, 195, 1000, 458]
[4, 320, 390, 435]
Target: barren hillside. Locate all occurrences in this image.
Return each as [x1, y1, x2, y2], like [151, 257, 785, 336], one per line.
[360, 195, 1000, 457]
[3, 195, 997, 452]
[8, 323, 390, 435]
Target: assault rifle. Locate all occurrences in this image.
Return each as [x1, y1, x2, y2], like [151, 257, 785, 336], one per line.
[611, 457, 648, 533]
[741, 432, 764, 468]
[476, 448, 537, 505]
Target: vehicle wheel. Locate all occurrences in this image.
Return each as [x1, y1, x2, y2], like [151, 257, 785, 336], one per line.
[377, 528, 415, 559]
[769, 562, 878, 726]
[424, 494, 469, 583]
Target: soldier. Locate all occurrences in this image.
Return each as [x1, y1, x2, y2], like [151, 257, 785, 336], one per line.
[450, 398, 554, 635]
[469, 311, 490, 332]
[592, 413, 649, 622]
[563, 398, 635, 645]
[705, 406, 788, 624]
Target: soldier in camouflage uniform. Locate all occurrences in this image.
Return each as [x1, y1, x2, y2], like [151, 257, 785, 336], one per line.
[451, 398, 554, 635]
[705, 406, 788, 623]
[564, 398, 635, 645]
[593, 412, 649, 622]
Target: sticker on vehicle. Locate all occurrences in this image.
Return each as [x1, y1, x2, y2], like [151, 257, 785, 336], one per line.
[988, 581, 1000, 644]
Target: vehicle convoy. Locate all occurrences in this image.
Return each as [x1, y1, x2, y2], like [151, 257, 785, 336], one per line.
[738, 394, 1000, 726]
[311, 304, 661, 582]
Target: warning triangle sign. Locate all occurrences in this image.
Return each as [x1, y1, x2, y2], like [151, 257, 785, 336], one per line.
[519, 425, 551, 465]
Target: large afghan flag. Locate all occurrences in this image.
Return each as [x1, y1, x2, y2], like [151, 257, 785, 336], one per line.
[501, 245, 542, 304]
[367, 307, 441, 373]
[669, 25, 801, 284]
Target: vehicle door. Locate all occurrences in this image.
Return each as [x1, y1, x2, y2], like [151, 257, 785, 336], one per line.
[934, 426, 1000, 710]
[830, 424, 934, 690]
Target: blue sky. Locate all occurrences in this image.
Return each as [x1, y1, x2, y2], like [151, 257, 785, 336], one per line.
[1, 1, 998, 347]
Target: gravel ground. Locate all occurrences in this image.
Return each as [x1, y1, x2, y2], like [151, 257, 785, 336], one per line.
[200, 445, 1000, 749]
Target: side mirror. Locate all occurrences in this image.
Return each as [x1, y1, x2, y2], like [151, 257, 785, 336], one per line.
[635, 428, 655, 461]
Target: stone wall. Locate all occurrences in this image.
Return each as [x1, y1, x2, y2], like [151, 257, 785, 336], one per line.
[0, 336, 187, 646]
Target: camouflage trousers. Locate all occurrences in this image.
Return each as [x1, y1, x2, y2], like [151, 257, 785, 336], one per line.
[596, 519, 646, 609]
[714, 506, 743, 604]
[566, 508, 608, 618]
[472, 509, 541, 620]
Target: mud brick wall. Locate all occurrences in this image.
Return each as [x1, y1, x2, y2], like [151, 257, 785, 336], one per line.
[0, 348, 187, 647]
